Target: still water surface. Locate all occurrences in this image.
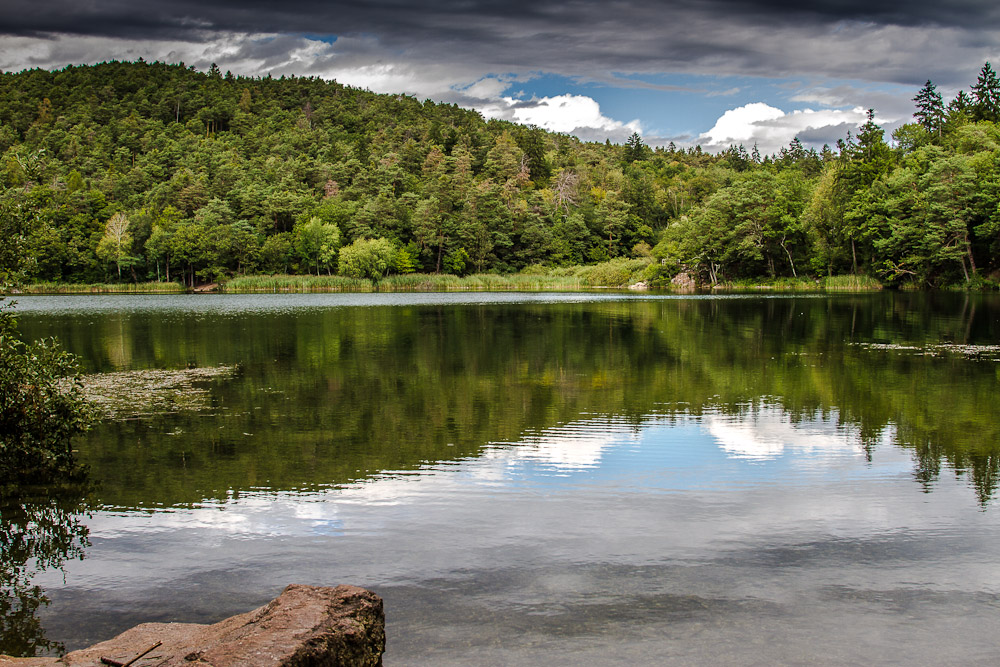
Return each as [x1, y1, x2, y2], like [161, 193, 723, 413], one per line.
[7, 291, 1000, 664]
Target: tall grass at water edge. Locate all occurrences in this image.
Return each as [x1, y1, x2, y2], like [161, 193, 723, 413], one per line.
[221, 261, 656, 293]
[711, 274, 883, 292]
[223, 273, 589, 292]
[822, 274, 883, 291]
[16, 281, 187, 294]
[221, 274, 374, 292]
[17, 268, 887, 295]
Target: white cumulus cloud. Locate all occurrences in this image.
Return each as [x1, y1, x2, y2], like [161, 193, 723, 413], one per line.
[698, 102, 873, 154]
[484, 94, 641, 142]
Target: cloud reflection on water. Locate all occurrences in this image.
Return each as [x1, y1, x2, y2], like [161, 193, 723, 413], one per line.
[702, 404, 877, 462]
[83, 405, 880, 540]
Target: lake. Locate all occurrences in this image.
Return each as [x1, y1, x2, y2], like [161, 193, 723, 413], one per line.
[6, 291, 1000, 664]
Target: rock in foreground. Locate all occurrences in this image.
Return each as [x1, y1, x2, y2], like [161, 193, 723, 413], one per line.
[1, 584, 384, 667]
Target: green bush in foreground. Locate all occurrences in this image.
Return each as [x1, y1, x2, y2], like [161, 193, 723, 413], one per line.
[0, 304, 93, 485]
[1, 209, 94, 487]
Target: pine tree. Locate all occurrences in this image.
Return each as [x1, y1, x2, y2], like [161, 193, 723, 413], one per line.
[948, 90, 972, 115]
[912, 80, 944, 136]
[970, 62, 1000, 122]
[624, 132, 648, 163]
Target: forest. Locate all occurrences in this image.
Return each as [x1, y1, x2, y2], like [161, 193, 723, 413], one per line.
[1, 60, 999, 288]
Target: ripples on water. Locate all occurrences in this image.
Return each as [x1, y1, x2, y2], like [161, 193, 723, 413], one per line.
[8, 292, 1000, 664]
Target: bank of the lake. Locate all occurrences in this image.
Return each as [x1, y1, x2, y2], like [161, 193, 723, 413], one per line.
[15, 281, 188, 294]
[17, 271, 899, 294]
[16, 273, 595, 294]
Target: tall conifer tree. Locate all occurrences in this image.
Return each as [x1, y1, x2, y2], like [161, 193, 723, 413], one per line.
[913, 80, 944, 136]
[971, 62, 1000, 122]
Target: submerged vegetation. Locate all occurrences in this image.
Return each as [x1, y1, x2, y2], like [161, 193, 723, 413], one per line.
[68, 365, 239, 419]
[1, 61, 999, 290]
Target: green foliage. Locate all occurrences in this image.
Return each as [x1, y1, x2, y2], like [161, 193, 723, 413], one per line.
[823, 274, 882, 290]
[443, 247, 470, 276]
[95, 212, 134, 279]
[294, 216, 341, 275]
[394, 243, 419, 274]
[0, 203, 93, 488]
[2, 60, 1000, 289]
[913, 80, 945, 136]
[337, 237, 397, 280]
[971, 62, 1000, 123]
[0, 316, 93, 485]
[567, 257, 652, 286]
[0, 61, 747, 287]
[222, 273, 372, 292]
[19, 281, 184, 294]
[624, 132, 649, 163]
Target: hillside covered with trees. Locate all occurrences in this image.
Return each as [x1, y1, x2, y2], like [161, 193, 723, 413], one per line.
[1, 60, 999, 288]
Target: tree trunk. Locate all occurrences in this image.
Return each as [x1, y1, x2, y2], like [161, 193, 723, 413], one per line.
[966, 234, 978, 276]
[781, 240, 797, 278]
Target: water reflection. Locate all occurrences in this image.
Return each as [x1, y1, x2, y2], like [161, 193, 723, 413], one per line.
[0, 482, 90, 656]
[15, 292, 996, 507]
[10, 292, 1000, 662]
[32, 410, 1000, 663]
[702, 404, 869, 462]
[496, 420, 635, 470]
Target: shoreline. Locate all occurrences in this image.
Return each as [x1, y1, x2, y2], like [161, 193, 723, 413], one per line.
[17, 273, 998, 295]
[7, 273, 908, 295]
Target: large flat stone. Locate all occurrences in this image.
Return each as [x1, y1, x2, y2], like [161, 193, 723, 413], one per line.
[1, 584, 384, 667]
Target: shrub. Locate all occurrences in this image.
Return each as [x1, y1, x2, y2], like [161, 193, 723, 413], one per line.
[338, 238, 397, 280]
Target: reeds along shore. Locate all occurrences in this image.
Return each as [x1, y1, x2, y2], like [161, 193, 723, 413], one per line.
[15, 281, 188, 294]
[220, 273, 589, 292]
[16, 272, 892, 294]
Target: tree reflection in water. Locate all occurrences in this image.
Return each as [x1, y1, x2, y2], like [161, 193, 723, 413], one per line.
[0, 482, 90, 657]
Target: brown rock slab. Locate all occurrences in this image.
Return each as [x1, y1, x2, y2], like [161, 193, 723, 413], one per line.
[671, 271, 697, 291]
[1, 584, 384, 667]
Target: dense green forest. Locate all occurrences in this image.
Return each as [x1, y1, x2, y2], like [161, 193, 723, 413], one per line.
[1, 60, 999, 288]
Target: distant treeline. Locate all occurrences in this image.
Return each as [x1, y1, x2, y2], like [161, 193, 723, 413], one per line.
[1, 60, 999, 288]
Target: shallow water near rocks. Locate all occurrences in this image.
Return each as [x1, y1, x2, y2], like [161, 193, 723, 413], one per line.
[7, 291, 1000, 664]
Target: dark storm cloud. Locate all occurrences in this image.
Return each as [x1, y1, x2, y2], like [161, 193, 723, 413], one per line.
[709, 0, 1000, 30]
[3, 0, 998, 40]
[3, 0, 998, 148]
[3, 0, 998, 88]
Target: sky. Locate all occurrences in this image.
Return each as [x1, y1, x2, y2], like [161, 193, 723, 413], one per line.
[1, 0, 998, 154]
